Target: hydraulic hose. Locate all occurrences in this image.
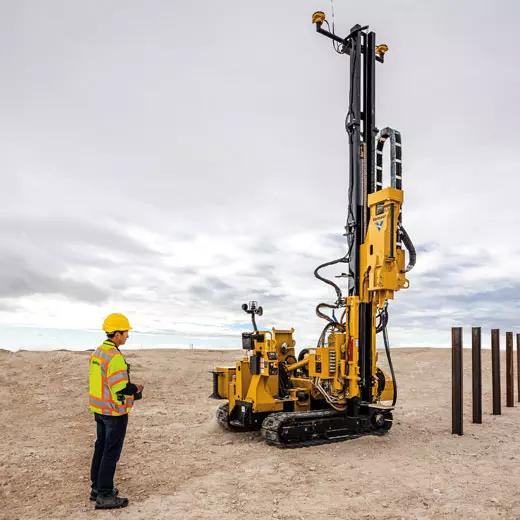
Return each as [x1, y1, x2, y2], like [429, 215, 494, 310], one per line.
[316, 302, 345, 326]
[317, 321, 338, 348]
[400, 225, 416, 273]
[376, 303, 397, 406]
[376, 305, 388, 333]
[313, 255, 349, 303]
[382, 325, 397, 407]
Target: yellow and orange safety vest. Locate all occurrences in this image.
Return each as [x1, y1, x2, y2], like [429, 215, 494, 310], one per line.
[89, 340, 134, 416]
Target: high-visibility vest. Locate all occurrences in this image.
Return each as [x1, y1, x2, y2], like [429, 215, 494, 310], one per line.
[89, 340, 135, 416]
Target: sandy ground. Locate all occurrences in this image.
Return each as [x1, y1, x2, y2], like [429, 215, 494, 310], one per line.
[1, 346, 520, 519]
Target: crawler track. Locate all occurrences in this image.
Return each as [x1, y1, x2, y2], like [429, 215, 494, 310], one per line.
[217, 402, 393, 448]
[261, 408, 393, 448]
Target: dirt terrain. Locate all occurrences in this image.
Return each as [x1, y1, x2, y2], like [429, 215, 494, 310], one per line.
[1, 346, 520, 519]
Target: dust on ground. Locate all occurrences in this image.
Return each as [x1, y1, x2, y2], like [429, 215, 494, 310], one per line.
[1, 347, 520, 520]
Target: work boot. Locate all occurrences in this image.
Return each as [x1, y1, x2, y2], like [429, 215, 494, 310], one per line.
[94, 490, 128, 510]
[90, 487, 119, 501]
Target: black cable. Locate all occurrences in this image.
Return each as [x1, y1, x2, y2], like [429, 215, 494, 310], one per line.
[382, 325, 397, 406]
[323, 20, 344, 54]
[316, 303, 347, 330]
[375, 302, 396, 405]
[316, 303, 337, 324]
[399, 225, 416, 272]
[313, 255, 349, 303]
[376, 304, 388, 333]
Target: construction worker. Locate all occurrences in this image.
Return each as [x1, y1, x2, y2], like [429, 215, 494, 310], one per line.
[88, 313, 144, 510]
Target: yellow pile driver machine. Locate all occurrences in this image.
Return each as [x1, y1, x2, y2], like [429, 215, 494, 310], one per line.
[210, 12, 416, 447]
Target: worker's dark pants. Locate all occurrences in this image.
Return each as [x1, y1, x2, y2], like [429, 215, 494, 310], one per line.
[90, 413, 128, 495]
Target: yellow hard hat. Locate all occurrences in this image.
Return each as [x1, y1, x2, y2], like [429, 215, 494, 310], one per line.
[103, 313, 133, 333]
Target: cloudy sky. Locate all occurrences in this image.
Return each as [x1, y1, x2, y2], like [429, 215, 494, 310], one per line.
[1, 0, 519, 351]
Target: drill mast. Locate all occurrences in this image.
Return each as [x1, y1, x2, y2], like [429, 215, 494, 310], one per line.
[313, 13, 387, 403]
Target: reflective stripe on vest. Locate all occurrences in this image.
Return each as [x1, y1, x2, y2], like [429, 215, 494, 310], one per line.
[89, 395, 132, 415]
[108, 370, 128, 389]
[89, 341, 134, 416]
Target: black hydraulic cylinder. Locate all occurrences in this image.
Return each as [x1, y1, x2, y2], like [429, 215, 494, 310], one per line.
[452, 327, 463, 435]
[472, 327, 482, 424]
[491, 329, 501, 415]
[506, 332, 514, 407]
[359, 32, 377, 402]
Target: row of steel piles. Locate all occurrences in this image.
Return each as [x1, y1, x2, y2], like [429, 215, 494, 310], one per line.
[452, 328, 519, 435]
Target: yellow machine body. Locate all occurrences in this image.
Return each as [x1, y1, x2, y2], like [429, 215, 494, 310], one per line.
[215, 328, 312, 420]
[213, 186, 409, 430]
[359, 187, 409, 307]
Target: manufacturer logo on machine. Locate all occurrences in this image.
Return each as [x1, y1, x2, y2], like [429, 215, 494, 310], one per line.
[375, 220, 384, 231]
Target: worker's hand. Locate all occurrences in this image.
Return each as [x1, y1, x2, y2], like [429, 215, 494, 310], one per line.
[136, 384, 144, 394]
